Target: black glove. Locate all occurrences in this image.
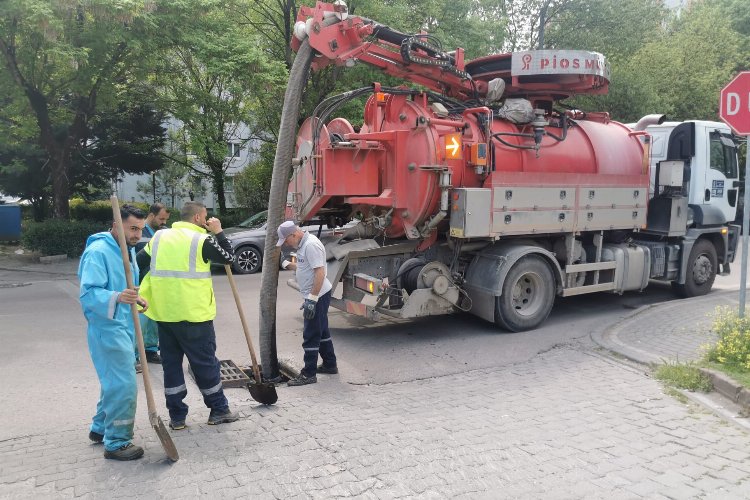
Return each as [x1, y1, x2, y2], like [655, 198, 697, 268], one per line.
[301, 298, 317, 319]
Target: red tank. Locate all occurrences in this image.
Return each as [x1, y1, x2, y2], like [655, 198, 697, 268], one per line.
[289, 87, 646, 239]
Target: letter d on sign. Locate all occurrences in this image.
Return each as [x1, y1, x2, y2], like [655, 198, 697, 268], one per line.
[726, 93, 740, 115]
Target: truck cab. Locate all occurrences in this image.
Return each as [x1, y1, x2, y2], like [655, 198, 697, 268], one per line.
[643, 120, 739, 225]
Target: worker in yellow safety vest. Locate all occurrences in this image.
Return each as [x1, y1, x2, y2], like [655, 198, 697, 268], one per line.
[137, 201, 239, 430]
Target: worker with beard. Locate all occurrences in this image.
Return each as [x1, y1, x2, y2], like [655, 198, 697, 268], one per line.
[78, 204, 148, 461]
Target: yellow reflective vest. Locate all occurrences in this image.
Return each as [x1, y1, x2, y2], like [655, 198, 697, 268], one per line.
[140, 221, 215, 322]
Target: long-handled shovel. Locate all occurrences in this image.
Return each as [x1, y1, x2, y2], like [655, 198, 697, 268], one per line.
[224, 264, 278, 405]
[111, 196, 179, 462]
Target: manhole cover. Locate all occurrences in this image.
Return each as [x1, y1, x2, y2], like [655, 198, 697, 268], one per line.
[188, 359, 251, 389]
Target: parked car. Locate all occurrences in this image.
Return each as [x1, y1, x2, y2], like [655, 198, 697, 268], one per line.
[220, 211, 350, 274]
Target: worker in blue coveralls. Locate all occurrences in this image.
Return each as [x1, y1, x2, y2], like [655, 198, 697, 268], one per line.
[134, 203, 170, 365]
[78, 204, 148, 461]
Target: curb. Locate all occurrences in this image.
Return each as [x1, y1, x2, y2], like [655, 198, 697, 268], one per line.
[700, 368, 750, 414]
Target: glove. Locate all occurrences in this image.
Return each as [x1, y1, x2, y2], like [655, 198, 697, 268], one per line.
[301, 296, 317, 319]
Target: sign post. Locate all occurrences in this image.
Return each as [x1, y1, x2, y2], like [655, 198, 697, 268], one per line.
[720, 72, 750, 316]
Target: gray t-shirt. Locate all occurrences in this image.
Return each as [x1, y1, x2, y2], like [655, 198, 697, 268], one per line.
[295, 232, 332, 297]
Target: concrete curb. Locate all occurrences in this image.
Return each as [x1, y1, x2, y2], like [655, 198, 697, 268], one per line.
[700, 368, 750, 414]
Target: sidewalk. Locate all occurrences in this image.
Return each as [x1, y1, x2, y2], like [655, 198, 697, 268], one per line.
[592, 290, 740, 365]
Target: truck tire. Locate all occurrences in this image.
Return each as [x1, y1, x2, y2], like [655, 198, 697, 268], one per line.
[232, 246, 262, 275]
[673, 239, 717, 298]
[494, 255, 555, 332]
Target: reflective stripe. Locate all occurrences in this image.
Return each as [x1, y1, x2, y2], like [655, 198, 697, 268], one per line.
[113, 419, 134, 426]
[303, 347, 319, 352]
[165, 384, 187, 395]
[151, 232, 210, 279]
[320, 337, 332, 342]
[200, 382, 223, 395]
[108, 292, 118, 319]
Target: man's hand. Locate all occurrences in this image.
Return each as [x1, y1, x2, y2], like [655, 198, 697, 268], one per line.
[117, 288, 139, 304]
[205, 217, 223, 234]
[136, 297, 149, 313]
[301, 297, 317, 320]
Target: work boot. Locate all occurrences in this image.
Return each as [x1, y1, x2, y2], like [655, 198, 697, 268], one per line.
[207, 409, 239, 425]
[145, 351, 162, 364]
[89, 430, 104, 444]
[316, 364, 338, 374]
[169, 420, 186, 431]
[287, 374, 317, 386]
[104, 443, 144, 461]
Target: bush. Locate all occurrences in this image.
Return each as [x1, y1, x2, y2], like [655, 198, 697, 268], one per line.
[706, 306, 750, 371]
[22, 219, 109, 257]
[70, 198, 149, 223]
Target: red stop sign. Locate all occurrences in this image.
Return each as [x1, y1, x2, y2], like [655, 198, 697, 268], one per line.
[720, 72, 750, 136]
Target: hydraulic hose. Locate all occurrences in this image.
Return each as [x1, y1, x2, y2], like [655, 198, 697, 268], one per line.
[258, 39, 314, 379]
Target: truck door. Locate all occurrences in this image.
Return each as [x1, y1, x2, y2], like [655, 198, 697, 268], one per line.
[704, 130, 739, 223]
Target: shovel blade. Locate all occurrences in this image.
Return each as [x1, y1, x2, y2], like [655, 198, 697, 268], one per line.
[151, 414, 180, 462]
[248, 382, 278, 405]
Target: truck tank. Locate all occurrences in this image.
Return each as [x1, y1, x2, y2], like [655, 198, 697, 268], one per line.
[289, 66, 647, 240]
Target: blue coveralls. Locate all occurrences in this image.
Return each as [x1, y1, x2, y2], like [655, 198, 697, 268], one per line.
[78, 232, 139, 452]
[136, 225, 159, 356]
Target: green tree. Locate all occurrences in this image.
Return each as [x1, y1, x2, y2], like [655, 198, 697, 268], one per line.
[151, 0, 287, 216]
[0, 0, 158, 218]
[232, 142, 275, 214]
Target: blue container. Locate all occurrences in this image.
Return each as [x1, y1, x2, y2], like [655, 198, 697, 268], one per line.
[0, 204, 22, 241]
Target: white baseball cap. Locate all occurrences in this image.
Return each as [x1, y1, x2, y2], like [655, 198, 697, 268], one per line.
[276, 221, 298, 247]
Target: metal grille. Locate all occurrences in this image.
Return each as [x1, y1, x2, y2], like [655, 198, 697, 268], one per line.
[188, 359, 251, 389]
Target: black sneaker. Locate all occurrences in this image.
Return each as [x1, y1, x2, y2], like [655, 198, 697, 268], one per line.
[145, 351, 162, 364]
[169, 420, 186, 431]
[316, 364, 338, 374]
[135, 362, 142, 374]
[104, 443, 144, 461]
[207, 409, 239, 425]
[287, 374, 317, 386]
[89, 430, 104, 444]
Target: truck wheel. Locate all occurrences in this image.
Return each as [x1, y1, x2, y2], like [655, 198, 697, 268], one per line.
[494, 255, 555, 332]
[673, 239, 717, 298]
[232, 246, 262, 274]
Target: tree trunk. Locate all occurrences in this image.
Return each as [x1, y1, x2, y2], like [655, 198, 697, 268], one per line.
[50, 152, 70, 219]
[213, 169, 226, 216]
[259, 40, 313, 379]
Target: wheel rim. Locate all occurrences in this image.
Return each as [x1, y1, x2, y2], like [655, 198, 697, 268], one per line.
[510, 271, 545, 317]
[237, 249, 259, 272]
[692, 254, 713, 285]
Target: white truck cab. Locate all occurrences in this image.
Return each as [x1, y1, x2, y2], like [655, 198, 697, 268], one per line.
[637, 120, 740, 225]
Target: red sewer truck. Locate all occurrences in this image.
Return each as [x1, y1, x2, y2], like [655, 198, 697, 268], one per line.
[283, 1, 740, 331]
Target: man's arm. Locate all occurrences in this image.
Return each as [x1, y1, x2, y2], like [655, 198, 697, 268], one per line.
[136, 248, 151, 283]
[310, 266, 325, 298]
[201, 232, 234, 264]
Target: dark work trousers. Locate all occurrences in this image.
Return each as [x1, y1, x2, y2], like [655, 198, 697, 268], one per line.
[157, 320, 229, 421]
[301, 291, 337, 377]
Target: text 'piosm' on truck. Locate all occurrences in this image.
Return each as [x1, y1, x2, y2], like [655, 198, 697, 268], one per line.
[280, 1, 740, 332]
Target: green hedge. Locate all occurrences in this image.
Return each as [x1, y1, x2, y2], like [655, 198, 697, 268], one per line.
[22, 219, 109, 257]
[70, 199, 151, 223]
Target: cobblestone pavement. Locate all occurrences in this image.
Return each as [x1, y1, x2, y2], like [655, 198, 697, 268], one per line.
[595, 291, 739, 365]
[2, 344, 750, 499]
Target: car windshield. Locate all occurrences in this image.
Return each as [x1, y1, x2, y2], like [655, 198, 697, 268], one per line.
[237, 211, 268, 229]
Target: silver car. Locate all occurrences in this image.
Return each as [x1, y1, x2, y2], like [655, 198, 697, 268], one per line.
[222, 211, 347, 274]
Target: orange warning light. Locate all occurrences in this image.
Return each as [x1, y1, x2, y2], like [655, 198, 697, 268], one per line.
[445, 133, 462, 159]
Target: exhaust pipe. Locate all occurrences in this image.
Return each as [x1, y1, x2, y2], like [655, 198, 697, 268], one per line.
[633, 114, 666, 131]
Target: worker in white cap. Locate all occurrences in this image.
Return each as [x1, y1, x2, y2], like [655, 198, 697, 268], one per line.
[277, 221, 338, 386]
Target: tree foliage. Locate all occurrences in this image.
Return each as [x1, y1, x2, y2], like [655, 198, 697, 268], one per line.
[0, 0, 160, 218]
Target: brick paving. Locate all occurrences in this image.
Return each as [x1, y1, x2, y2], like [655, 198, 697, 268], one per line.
[595, 291, 738, 365]
[2, 345, 750, 499]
